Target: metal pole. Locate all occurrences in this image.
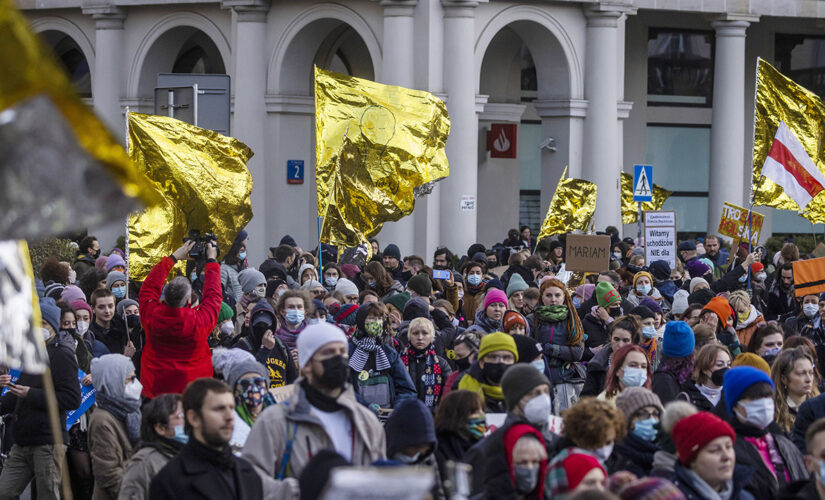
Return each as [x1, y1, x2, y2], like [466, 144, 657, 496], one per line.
[637, 202, 642, 244]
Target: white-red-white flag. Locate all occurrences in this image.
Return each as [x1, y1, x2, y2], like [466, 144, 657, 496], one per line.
[762, 120, 825, 209]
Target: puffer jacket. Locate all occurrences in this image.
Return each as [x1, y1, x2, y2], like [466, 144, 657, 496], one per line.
[731, 418, 807, 500]
[241, 379, 386, 500]
[466, 310, 502, 335]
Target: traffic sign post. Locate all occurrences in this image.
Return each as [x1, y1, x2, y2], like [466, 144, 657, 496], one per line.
[633, 165, 653, 244]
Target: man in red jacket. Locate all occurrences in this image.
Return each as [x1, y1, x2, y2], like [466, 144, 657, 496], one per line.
[139, 239, 222, 398]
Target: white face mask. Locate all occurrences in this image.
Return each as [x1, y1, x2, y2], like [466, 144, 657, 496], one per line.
[220, 321, 234, 335]
[124, 379, 143, 400]
[738, 397, 774, 429]
[804, 303, 819, 318]
[522, 394, 551, 426]
[594, 443, 614, 462]
[76, 321, 89, 335]
[42, 328, 52, 341]
[457, 289, 465, 300]
[68, 271, 77, 284]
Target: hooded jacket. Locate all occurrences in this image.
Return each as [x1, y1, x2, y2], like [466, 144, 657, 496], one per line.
[237, 300, 298, 388]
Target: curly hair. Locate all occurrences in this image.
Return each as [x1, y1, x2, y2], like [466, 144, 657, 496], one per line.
[364, 261, 394, 297]
[40, 256, 70, 285]
[772, 346, 820, 433]
[561, 397, 626, 449]
[538, 279, 583, 346]
[604, 344, 652, 398]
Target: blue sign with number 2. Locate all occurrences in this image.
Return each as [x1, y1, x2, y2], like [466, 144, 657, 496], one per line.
[287, 160, 304, 184]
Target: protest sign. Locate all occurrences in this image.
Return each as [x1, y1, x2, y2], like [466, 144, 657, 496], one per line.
[0, 367, 21, 396]
[792, 257, 825, 298]
[269, 384, 295, 403]
[66, 369, 96, 431]
[644, 211, 677, 269]
[324, 466, 434, 500]
[564, 234, 611, 272]
[717, 202, 764, 247]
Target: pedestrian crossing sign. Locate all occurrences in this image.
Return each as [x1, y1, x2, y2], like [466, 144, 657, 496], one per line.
[633, 164, 653, 202]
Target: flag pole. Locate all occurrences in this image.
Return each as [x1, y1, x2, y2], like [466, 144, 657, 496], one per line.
[747, 58, 764, 292]
[124, 107, 130, 296]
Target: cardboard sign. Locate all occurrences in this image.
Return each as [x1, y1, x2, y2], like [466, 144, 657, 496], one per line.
[269, 383, 295, 403]
[717, 202, 764, 247]
[793, 257, 825, 297]
[565, 234, 611, 272]
[644, 210, 677, 269]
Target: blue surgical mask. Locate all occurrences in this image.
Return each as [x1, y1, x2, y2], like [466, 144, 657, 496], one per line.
[530, 360, 545, 373]
[642, 325, 657, 339]
[173, 424, 188, 444]
[467, 274, 482, 286]
[325, 276, 338, 287]
[368, 280, 376, 289]
[572, 297, 582, 309]
[238, 251, 247, 261]
[637, 284, 652, 295]
[804, 303, 819, 318]
[763, 346, 781, 358]
[112, 286, 126, 299]
[285, 309, 304, 325]
[621, 366, 647, 387]
[819, 460, 825, 486]
[633, 418, 658, 441]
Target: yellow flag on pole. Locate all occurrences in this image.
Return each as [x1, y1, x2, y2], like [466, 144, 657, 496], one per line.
[620, 172, 672, 224]
[753, 59, 825, 222]
[536, 167, 597, 243]
[127, 113, 254, 281]
[314, 67, 451, 249]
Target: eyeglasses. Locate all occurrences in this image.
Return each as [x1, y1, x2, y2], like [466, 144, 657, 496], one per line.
[633, 409, 661, 420]
[484, 354, 515, 363]
[238, 377, 266, 389]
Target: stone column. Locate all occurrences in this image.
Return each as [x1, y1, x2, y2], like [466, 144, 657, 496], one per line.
[224, 0, 270, 265]
[83, 4, 125, 136]
[440, 0, 478, 254]
[707, 15, 757, 231]
[378, 0, 418, 256]
[582, 4, 630, 231]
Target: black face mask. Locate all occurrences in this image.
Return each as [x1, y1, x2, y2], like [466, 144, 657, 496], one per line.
[63, 328, 77, 337]
[126, 314, 141, 329]
[608, 307, 622, 318]
[320, 355, 349, 390]
[710, 367, 728, 386]
[455, 355, 472, 371]
[482, 362, 508, 384]
[252, 324, 270, 347]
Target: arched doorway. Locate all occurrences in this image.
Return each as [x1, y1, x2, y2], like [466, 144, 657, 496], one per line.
[41, 30, 92, 98]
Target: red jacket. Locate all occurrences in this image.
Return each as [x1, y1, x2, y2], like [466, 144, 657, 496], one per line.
[138, 257, 222, 398]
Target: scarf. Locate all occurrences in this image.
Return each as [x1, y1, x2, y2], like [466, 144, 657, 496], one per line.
[96, 392, 141, 445]
[698, 383, 723, 406]
[534, 305, 569, 324]
[349, 336, 391, 372]
[301, 379, 344, 412]
[639, 337, 658, 366]
[682, 468, 728, 500]
[188, 436, 234, 469]
[458, 363, 504, 401]
[466, 281, 486, 296]
[401, 344, 443, 408]
[276, 320, 306, 349]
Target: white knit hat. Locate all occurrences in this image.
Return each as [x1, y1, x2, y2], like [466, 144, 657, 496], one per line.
[334, 277, 359, 297]
[297, 323, 348, 369]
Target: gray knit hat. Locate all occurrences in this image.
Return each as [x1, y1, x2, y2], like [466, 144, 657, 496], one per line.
[227, 359, 269, 389]
[238, 268, 266, 294]
[106, 271, 127, 290]
[501, 364, 551, 411]
[614, 387, 663, 422]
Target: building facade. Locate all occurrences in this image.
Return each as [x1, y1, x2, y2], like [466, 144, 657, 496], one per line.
[19, 0, 825, 264]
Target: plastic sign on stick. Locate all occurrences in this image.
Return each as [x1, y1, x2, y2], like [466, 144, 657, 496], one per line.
[717, 202, 764, 247]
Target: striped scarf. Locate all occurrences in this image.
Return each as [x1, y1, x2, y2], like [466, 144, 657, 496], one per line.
[401, 344, 443, 408]
[349, 336, 391, 372]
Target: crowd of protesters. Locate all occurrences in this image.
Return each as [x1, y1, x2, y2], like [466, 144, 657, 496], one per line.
[5, 225, 825, 499]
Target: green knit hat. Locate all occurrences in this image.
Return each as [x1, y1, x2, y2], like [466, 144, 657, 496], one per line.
[506, 273, 529, 297]
[218, 302, 234, 323]
[385, 291, 411, 313]
[595, 281, 622, 308]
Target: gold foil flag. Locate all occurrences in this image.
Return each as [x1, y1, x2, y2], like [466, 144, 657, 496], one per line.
[314, 67, 451, 248]
[753, 59, 825, 223]
[0, 0, 157, 239]
[537, 167, 597, 242]
[620, 172, 673, 224]
[127, 113, 254, 281]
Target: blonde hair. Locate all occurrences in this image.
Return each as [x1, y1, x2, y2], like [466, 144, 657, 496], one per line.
[728, 290, 751, 314]
[409, 317, 435, 337]
[773, 347, 820, 433]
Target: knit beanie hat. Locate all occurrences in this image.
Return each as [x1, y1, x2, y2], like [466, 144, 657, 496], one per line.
[511, 334, 542, 366]
[238, 268, 266, 294]
[39, 298, 61, 332]
[723, 366, 774, 413]
[70, 299, 92, 318]
[731, 352, 771, 375]
[503, 310, 527, 332]
[383, 244, 401, 261]
[633, 271, 654, 289]
[672, 411, 735, 465]
[689, 277, 710, 293]
[688, 287, 715, 307]
[686, 260, 710, 279]
[555, 452, 605, 493]
[501, 363, 550, 410]
[301, 279, 323, 291]
[298, 264, 316, 281]
[296, 323, 348, 369]
[478, 332, 518, 363]
[617, 477, 687, 500]
[648, 260, 671, 281]
[95, 255, 108, 270]
[298, 450, 350, 500]
[407, 274, 433, 297]
[640, 297, 663, 316]
[575, 284, 595, 302]
[385, 291, 411, 313]
[334, 278, 359, 297]
[106, 271, 127, 290]
[671, 290, 690, 315]
[105, 253, 126, 272]
[483, 288, 508, 311]
[751, 262, 765, 274]
[506, 273, 529, 297]
[227, 359, 269, 389]
[703, 296, 731, 326]
[218, 302, 234, 323]
[662, 321, 695, 357]
[615, 387, 663, 422]
[116, 298, 138, 317]
[630, 305, 655, 321]
[44, 281, 65, 300]
[60, 285, 86, 305]
[595, 281, 622, 308]
[699, 258, 714, 271]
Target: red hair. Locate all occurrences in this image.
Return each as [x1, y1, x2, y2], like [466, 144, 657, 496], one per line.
[604, 344, 652, 398]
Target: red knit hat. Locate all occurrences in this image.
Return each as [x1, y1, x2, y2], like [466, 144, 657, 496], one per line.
[503, 310, 527, 332]
[562, 453, 605, 491]
[672, 412, 735, 466]
[702, 296, 732, 326]
[751, 262, 764, 273]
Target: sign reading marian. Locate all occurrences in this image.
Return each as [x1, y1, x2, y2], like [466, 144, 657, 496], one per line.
[633, 164, 653, 202]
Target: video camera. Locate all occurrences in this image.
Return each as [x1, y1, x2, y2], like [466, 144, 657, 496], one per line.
[183, 230, 219, 261]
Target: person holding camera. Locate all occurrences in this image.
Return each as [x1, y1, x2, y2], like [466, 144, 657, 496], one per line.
[138, 239, 222, 399]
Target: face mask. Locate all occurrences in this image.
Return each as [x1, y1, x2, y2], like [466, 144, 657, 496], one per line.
[457, 289, 465, 300]
[523, 394, 551, 426]
[609, 307, 622, 318]
[819, 460, 825, 486]
[173, 424, 189, 444]
[252, 286, 266, 299]
[738, 274, 749, 283]
[613, 252, 623, 260]
[637, 284, 651, 295]
[367, 280, 376, 289]
[220, 321, 234, 336]
[112, 286, 126, 299]
[124, 379, 143, 400]
[394, 452, 421, 464]
[482, 362, 508, 384]
[739, 397, 775, 429]
[455, 355, 472, 371]
[642, 326, 656, 339]
[451, 317, 459, 327]
[633, 418, 659, 441]
[364, 320, 383, 337]
[711, 367, 728, 386]
[530, 360, 545, 373]
[238, 251, 247, 261]
[467, 417, 487, 440]
[285, 309, 304, 325]
[240, 380, 268, 409]
[76, 321, 89, 335]
[277, 288, 286, 297]
[126, 314, 141, 329]
[737, 310, 750, 323]
[325, 276, 338, 287]
[190, 272, 198, 283]
[320, 355, 349, 390]
[594, 443, 614, 462]
[572, 297, 582, 309]
[513, 465, 539, 494]
[467, 274, 482, 286]
[756, 272, 767, 281]
[68, 271, 77, 284]
[621, 367, 647, 387]
[804, 303, 819, 318]
[763, 346, 781, 358]
[42, 328, 52, 341]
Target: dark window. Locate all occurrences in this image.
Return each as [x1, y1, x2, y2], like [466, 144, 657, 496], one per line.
[42, 32, 91, 98]
[519, 190, 541, 237]
[775, 34, 825, 98]
[647, 29, 714, 107]
[520, 44, 537, 99]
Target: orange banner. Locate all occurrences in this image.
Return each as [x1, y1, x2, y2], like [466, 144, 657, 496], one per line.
[793, 257, 825, 297]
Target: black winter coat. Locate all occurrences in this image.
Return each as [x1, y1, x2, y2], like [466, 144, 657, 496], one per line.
[580, 346, 610, 397]
[611, 432, 658, 477]
[791, 392, 825, 453]
[731, 418, 807, 500]
[778, 478, 824, 499]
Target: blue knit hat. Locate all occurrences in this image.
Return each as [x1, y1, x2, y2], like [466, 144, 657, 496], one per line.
[39, 298, 61, 332]
[662, 321, 695, 357]
[723, 366, 774, 413]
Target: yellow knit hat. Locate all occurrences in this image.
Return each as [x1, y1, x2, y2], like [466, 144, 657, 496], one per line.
[478, 332, 519, 362]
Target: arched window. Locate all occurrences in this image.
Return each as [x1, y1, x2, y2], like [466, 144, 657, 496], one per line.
[42, 31, 91, 98]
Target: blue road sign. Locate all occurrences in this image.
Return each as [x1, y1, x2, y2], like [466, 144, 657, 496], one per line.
[633, 164, 653, 202]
